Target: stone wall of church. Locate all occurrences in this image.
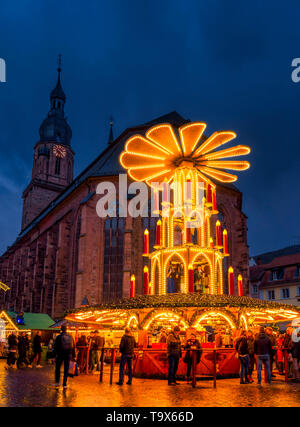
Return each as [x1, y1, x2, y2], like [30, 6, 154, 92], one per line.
[21, 184, 61, 231]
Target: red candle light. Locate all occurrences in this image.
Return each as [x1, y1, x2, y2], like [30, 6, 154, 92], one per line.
[188, 264, 194, 293]
[144, 229, 149, 255]
[209, 237, 214, 248]
[130, 275, 136, 298]
[216, 220, 222, 247]
[207, 184, 212, 204]
[156, 220, 161, 246]
[223, 229, 228, 255]
[212, 189, 217, 211]
[148, 281, 152, 295]
[238, 274, 243, 297]
[228, 266, 235, 295]
[143, 266, 149, 295]
[186, 222, 191, 244]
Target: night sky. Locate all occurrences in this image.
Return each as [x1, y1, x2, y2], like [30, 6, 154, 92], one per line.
[1, 0, 300, 256]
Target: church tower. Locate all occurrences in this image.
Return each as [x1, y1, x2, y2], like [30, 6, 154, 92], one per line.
[21, 57, 74, 230]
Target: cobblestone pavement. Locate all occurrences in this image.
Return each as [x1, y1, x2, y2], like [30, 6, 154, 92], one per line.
[0, 360, 299, 407]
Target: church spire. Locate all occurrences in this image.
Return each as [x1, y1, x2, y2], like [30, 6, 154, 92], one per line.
[108, 115, 114, 144]
[50, 54, 66, 106]
[39, 55, 72, 146]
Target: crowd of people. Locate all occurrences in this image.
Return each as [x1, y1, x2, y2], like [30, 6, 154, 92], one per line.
[76, 330, 107, 373]
[5, 331, 43, 369]
[3, 324, 300, 389]
[235, 326, 300, 385]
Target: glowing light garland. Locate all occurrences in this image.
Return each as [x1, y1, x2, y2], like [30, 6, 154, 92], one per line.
[119, 122, 250, 186]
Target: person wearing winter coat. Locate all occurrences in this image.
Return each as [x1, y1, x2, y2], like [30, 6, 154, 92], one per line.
[288, 332, 300, 381]
[5, 332, 18, 369]
[116, 328, 136, 385]
[32, 331, 43, 367]
[53, 325, 75, 389]
[235, 330, 250, 384]
[167, 326, 182, 385]
[276, 334, 285, 375]
[265, 327, 276, 375]
[183, 334, 202, 383]
[17, 332, 29, 368]
[254, 326, 272, 385]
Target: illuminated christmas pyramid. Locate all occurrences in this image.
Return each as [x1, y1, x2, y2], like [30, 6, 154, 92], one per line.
[120, 122, 250, 296]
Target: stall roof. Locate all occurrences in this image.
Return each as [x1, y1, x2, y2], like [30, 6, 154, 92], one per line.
[6, 311, 55, 331]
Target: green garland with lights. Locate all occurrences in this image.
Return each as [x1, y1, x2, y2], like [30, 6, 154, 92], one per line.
[66, 293, 300, 315]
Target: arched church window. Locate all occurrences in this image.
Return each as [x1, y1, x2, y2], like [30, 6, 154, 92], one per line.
[103, 217, 124, 303]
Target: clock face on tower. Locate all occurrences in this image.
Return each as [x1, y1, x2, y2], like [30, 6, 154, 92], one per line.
[53, 144, 67, 158]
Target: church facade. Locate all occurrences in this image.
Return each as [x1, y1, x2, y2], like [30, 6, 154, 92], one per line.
[0, 69, 250, 318]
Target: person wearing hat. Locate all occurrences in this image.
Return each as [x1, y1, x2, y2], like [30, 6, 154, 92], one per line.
[116, 328, 137, 385]
[167, 326, 182, 385]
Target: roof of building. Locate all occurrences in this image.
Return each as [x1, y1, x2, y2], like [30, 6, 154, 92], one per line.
[6, 311, 55, 331]
[253, 245, 300, 265]
[5, 111, 240, 250]
[249, 266, 265, 282]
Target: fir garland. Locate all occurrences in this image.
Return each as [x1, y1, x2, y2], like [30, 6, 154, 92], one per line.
[65, 293, 300, 315]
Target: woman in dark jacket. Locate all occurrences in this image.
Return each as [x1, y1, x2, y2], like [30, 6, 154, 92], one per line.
[5, 333, 18, 369]
[184, 334, 203, 383]
[235, 330, 250, 384]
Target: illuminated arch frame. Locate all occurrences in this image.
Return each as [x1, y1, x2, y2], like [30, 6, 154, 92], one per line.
[192, 309, 237, 330]
[126, 314, 139, 329]
[191, 250, 214, 294]
[142, 309, 190, 330]
[151, 256, 161, 295]
[239, 314, 248, 331]
[215, 256, 224, 295]
[163, 251, 188, 294]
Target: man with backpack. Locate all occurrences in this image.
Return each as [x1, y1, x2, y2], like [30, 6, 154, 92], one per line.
[53, 325, 75, 389]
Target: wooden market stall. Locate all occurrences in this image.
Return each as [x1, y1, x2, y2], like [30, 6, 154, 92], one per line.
[0, 310, 55, 358]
